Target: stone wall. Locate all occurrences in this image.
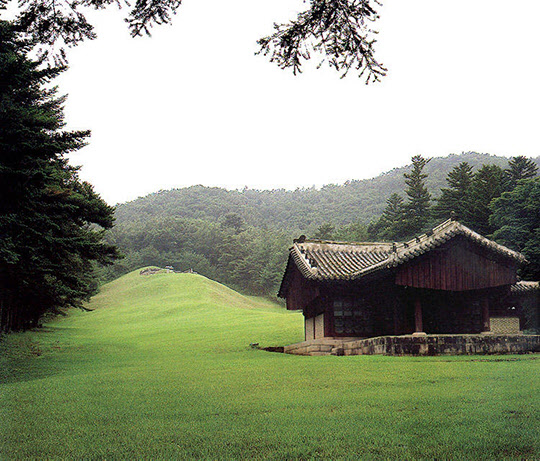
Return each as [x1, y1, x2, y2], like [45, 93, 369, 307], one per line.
[283, 334, 540, 356]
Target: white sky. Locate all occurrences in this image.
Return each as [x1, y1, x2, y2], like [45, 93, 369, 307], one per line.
[53, 0, 540, 205]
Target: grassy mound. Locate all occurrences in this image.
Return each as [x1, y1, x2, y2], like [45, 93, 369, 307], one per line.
[1, 270, 539, 460]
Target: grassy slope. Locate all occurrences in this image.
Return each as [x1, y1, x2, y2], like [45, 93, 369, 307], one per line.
[1, 270, 539, 460]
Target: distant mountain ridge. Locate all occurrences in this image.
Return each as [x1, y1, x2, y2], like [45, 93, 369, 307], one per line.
[115, 152, 540, 232]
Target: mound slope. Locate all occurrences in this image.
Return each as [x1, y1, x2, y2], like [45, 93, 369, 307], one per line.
[1, 269, 538, 460]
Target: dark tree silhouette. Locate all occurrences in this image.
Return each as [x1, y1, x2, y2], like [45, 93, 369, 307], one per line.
[1, 0, 385, 81]
[0, 21, 120, 331]
[257, 0, 386, 82]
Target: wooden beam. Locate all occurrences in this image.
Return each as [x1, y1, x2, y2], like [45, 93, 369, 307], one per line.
[414, 297, 424, 334]
[481, 297, 491, 333]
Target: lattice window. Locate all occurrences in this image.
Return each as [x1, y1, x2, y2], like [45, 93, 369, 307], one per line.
[333, 298, 372, 336]
[490, 317, 521, 334]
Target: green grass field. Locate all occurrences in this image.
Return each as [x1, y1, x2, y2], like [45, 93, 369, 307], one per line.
[1, 270, 539, 460]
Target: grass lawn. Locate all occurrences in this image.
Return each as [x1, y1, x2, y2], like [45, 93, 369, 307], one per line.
[1, 269, 539, 460]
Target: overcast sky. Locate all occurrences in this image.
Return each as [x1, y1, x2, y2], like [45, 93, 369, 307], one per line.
[55, 0, 540, 205]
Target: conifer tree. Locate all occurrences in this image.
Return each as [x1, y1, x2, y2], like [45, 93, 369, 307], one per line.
[1, 0, 384, 81]
[0, 21, 119, 331]
[490, 177, 540, 280]
[504, 156, 538, 190]
[402, 155, 431, 236]
[433, 162, 474, 224]
[368, 193, 406, 241]
[466, 164, 505, 236]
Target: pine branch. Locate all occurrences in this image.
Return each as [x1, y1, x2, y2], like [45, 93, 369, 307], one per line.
[257, 0, 386, 83]
[126, 0, 182, 37]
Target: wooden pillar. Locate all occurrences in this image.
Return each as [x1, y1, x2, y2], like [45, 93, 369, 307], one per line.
[481, 297, 491, 333]
[393, 302, 399, 335]
[414, 297, 423, 333]
[411, 296, 427, 336]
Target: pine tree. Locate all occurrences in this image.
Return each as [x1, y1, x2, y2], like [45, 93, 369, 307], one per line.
[369, 193, 406, 241]
[433, 162, 474, 224]
[490, 177, 540, 280]
[2, 0, 384, 81]
[402, 155, 431, 236]
[466, 164, 505, 236]
[504, 156, 538, 190]
[0, 21, 120, 331]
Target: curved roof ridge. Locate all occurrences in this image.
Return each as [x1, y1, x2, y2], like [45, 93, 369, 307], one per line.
[393, 219, 526, 266]
[303, 238, 392, 246]
[290, 243, 319, 279]
[283, 219, 527, 287]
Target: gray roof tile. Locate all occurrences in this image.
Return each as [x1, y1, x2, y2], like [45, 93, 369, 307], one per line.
[288, 219, 527, 282]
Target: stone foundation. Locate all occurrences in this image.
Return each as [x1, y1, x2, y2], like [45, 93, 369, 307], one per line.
[284, 334, 540, 356]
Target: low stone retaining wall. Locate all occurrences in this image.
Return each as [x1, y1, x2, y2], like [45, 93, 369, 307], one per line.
[284, 335, 540, 356]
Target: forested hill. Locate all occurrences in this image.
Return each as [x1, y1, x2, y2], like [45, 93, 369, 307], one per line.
[103, 152, 539, 296]
[115, 152, 539, 231]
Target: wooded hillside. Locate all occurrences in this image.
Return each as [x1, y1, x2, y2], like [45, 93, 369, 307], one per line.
[115, 153, 537, 231]
[104, 152, 539, 298]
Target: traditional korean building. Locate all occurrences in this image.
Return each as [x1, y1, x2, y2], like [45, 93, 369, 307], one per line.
[278, 219, 539, 344]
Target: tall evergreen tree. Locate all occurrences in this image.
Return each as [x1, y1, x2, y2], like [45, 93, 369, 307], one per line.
[504, 156, 538, 190]
[402, 155, 431, 236]
[466, 164, 505, 236]
[368, 193, 406, 241]
[433, 162, 474, 224]
[0, 21, 119, 331]
[490, 177, 540, 280]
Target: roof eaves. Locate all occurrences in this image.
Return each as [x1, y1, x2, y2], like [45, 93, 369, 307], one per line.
[394, 219, 527, 265]
[511, 281, 539, 293]
[290, 243, 320, 280]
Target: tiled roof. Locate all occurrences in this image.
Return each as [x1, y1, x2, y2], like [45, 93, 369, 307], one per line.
[286, 219, 527, 282]
[511, 281, 539, 294]
[290, 240, 392, 281]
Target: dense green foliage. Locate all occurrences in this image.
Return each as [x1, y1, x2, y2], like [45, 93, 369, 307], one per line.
[433, 160, 538, 241]
[467, 164, 507, 236]
[368, 193, 407, 241]
[0, 22, 119, 331]
[491, 178, 540, 280]
[368, 155, 434, 242]
[115, 153, 530, 229]
[505, 156, 539, 190]
[432, 161, 474, 223]
[2, 271, 538, 459]
[105, 153, 539, 297]
[104, 216, 292, 296]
